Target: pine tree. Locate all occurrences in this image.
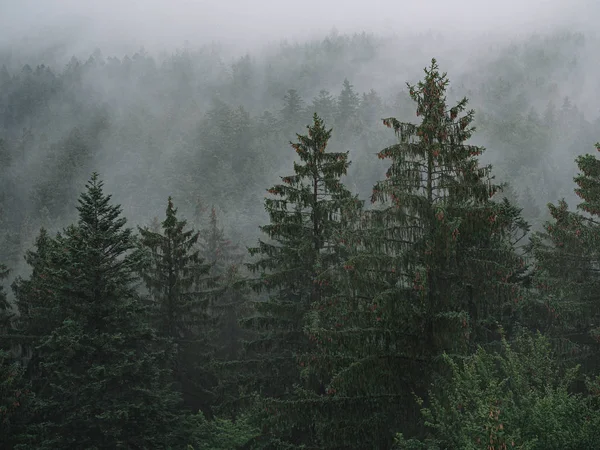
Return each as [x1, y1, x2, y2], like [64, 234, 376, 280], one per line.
[12, 228, 59, 370]
[17, 174, 189, 449]
[192, 206, 255, 419]
[336, 78, 360, 131]
[200, 207, 244, 276]
[0, 263, 12, 337]
[396, 332, 600, 450]
[310, 90, 337, 127]
[138, 196, 217, 418]
[0, 263, 31, 449]
[280, 89, 305, 132]
[529, 142, 600, 369]
[304, 59, 529, 448]
[199, 206, 246, 359]
[242, 113, 361, 447]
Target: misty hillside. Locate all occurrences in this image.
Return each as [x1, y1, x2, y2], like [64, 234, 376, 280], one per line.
[1, 29, 599, 275]
[4, 3, 600, 447]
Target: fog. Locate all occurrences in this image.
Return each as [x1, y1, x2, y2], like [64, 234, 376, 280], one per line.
[0, 0, 593, 57]
[1, 0, 599, 280]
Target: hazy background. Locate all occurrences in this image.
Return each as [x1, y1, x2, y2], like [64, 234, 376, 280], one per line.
[1, 0, 599, 280]
[0, 0, 594, 57]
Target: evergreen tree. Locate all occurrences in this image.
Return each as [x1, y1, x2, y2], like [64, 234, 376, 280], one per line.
[396, 332, 600, 450]
[138, 196, 217, 418]
[12, 228, 59, 370]
[304, 60, 529, 448]
[336, 78, 360, 131]
[200, 206, 244, 276]
[309, 90, 337, 127]
[199, 206, 247, 359]
[280, 89, 305, 132]
[242, 113, 361, 447]
[529, 142, 600, 370]
[359, 88, 384, 126]
[0, 263, 31, 449]
[17, 174, 189, 449]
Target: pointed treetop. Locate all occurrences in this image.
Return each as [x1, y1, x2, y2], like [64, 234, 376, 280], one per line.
[77, 172, 125, 232]
[163, 196, 178, 225]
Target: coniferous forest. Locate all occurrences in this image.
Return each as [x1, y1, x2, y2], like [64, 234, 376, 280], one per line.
[3, 26, 600, 449]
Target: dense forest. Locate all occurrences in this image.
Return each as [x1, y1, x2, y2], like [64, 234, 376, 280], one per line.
[2, 28, 600, 448]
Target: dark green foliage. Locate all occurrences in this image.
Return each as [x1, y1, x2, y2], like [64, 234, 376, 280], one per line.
[13, 228, 58, 353]
[528, 143, 600, 369]
[243, 113, 361, 447]
[139, 197, 217, 417]
[0, 263, 32, 449]
[301, 60, 529, 448]
[186, 412, 259, 450]
[2, 29, 600, 449]
[396, 333, 600, 450]
[15, 174, 189, 449]
[198, 207, 250, 408]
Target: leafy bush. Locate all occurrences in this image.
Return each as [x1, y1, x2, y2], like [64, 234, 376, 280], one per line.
[396, 333, 600, 450]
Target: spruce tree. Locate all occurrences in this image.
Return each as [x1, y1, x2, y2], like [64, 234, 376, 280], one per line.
[198, 206, 246, 360]
[200, 207, 244, 276]
[197, 207, 252, 419]
[336, 78, 360, 131]
[304, 60, 529, 448]
[280, 89, 306, 133]
[0, 263, 31, 449]
[138, 196, 217, 417]
[529, 142, 600, 369]
[17, 174, 188, 449]
[242, 113, 361, 447]
[12, 228, 57, 367]
[310, 90, 337, 127]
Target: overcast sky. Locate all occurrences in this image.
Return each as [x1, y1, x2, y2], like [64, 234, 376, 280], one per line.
[0, 0, 592, 55]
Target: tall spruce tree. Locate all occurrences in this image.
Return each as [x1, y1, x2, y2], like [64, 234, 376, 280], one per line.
[138, 197, 217, 418]
[242, 113, 361, 447]
[16, 174, 189, 449]
[303, 60, 530, 448]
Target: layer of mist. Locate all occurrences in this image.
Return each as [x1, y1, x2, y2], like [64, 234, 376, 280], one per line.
[1, 0, 599, 282]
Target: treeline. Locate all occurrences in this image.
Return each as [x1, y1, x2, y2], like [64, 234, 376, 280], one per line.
[0, 30, 598, 275]
[2, 58, 600, 449]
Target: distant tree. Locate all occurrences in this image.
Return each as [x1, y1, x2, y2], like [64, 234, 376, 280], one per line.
[335, 78, 360, 131]
[359, 88, 384, 126]
[231, 54, 257, 107]
[280, 89, 305, 132]
[0, 263, 32, 449]
[200, 207, 244, 275]
[139, 197, 217, 418]
[309, 90, 336, 126]
[12, 228, 59, 369]
[195, 99, 257, 206]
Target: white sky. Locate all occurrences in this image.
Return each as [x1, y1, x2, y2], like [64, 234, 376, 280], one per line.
[0, 0, 591, 54]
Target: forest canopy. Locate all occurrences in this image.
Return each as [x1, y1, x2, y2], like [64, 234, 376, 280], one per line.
[1, 27, 600, 449]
